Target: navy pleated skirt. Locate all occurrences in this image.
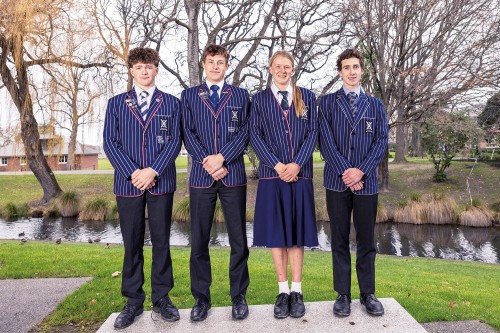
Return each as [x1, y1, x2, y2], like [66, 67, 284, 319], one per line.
[253, 178, 319, 248]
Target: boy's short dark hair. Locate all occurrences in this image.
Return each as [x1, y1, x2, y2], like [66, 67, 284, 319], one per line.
[127, 47, 160, 68]
[202, 45, 230, 63]
[336, 48, 365, 71]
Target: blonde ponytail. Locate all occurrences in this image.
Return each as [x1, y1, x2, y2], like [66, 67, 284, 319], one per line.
[292, 83, 306, 117]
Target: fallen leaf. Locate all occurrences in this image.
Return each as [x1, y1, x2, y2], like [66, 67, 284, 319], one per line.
[448, 302, 457, 308]
[383, 324, 389, 327]
[112, 271, 121, 278]
[88, 299, 97, 305]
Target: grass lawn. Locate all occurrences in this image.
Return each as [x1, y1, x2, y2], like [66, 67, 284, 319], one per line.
[0, 240, 498, 332]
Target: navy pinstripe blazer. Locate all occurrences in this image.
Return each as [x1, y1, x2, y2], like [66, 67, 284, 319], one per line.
[318, 88, 388, 195]
[250, 87, 318, 179]
[103, 88, 181, 196]
[181, 83, 250, 188]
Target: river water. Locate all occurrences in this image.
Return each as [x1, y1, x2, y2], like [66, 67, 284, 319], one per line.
[1, 217, 499, 264]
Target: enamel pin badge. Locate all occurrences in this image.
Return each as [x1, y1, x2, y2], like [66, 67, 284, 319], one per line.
[160, 119, 169, 131]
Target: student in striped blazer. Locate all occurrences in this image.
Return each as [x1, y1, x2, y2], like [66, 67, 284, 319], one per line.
[103, 47, 181, 329]
[250, 50, 319, 319]
[181, 45, 250, 321]
[318, 48, 388, 317]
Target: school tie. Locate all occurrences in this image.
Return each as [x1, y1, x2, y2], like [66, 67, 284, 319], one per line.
[210, 85, 219, 109]
[278, 91, 289, 111]
[348, 91, 357, 116]
[139, 90, 149, 120]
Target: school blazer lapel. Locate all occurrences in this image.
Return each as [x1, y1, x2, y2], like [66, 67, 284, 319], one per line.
[352, 92, 369, 128]
[336, 89, 354, 127]
[144, 88, 164, 129]
[125, 89, 146, 128]
[215, 83, 232, 117]
[198, 84, 218, 117]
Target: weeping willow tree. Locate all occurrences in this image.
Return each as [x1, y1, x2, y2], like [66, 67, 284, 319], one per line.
[0, 0, 109, 203]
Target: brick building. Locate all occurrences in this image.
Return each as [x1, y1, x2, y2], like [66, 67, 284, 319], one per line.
[0, 134, 99, 172]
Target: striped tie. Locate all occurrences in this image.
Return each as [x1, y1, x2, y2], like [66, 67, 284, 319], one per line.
[278, 91, 289, 111]
[139, 90, 149, 119]
[348, 91, 357, 116]
[210, 85, 219, 109]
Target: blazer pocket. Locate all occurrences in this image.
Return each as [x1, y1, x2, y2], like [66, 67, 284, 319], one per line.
[361, 117, 375, 134]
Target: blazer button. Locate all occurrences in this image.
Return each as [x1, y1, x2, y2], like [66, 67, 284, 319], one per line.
[285, 130, 288, 133]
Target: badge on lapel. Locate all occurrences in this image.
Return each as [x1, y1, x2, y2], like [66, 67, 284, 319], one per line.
[198, 91, 209, 99]
[365, 120, 373, 133]
[125, 99, 139, 112]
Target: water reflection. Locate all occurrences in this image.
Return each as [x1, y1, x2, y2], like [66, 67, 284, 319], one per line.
[1, 217, 498, 264]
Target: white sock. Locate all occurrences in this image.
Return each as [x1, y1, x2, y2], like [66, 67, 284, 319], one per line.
[291, 281, 302, 294]
[278, 280, 290, 294]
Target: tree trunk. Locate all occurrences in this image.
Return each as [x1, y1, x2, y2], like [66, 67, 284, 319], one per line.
[393, 111, 408, 163]
[378, 146, 389, 192]
[0, 36, 62, 203]
[67, 92, 78, 170]
[185, 0, 201, 86]
[410, 124, 423, 157]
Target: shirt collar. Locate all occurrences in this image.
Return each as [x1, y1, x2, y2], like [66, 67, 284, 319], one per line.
[134, 85, 156, 98]
[206, 80, 225, 95]
[342, 85, 361, 97]
[271, 82, 293, 101]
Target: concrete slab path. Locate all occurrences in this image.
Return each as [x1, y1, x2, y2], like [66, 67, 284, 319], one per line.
[0, 277, 92, 333]
[97, 298, 427, 333]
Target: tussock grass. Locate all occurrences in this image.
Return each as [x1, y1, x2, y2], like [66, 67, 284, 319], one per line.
[172, 197, 190, 222]
[57, 191, 80, 217]
[459, 206, 493, 227]
[3, 203, 18, 219]
[79, 198, 108, 221]
[427, 193, 457, 225]
[376, 202, 389, 223]
[394, 200, 428, 224]
[105, 203, 119, 221]
[213, 199, 224, 223]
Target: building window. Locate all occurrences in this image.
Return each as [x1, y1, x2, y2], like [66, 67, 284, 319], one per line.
[20, 156, 27, 165]
[58, 155, 68, 164]
[0, 157, 7, 166]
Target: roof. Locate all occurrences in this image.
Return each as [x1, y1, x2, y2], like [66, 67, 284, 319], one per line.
[0, 140, 100, 157]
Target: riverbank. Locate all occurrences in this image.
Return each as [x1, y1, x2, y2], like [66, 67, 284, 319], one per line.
[1, 240, 498, 332]
[1, 160, 499, 224]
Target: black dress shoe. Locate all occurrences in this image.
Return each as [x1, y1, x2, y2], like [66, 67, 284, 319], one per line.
[114, 303, 143, 329]
[333, 294, 351, 317]
[190, 296, 211, 321]
[232, 294, 249, 320]
[361, 293, 384, 316]
[274, 293, 290, 319]
[153, 295, 180, 322]
[289, 291, 305, 318]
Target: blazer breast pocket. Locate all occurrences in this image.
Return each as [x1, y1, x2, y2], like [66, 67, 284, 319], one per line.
[227, 105, 242, 126]
[156, 115, 172, 144]
[361, 117, 375, 134]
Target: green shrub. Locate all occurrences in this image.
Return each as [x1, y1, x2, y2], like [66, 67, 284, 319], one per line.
[79, 198, 108, 221]
[16, 203, 29, 217]
[105, 203, 119, 220]
[409, 192, 422, 202]
[3, 203, 18, 219]
[471, 198, 482, 208]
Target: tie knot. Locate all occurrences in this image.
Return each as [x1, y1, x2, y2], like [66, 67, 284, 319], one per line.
[348, 91, 356, 99]
[278, 91, 288, 99]
[140, 90, 149, 99]
[210, 85, 219, 93]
